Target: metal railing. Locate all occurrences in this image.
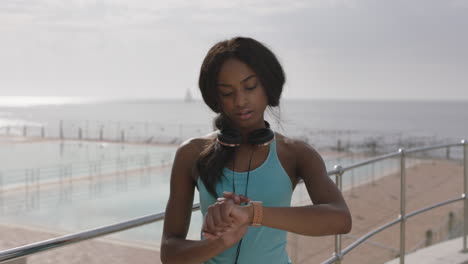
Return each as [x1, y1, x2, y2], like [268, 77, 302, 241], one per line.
[0, 140, 466, 263]
[324, 140, 467, 264]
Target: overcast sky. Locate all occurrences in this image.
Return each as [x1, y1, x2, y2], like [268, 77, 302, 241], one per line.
[1, 0, 467, 101]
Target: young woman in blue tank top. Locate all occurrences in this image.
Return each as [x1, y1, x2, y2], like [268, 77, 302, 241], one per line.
[161, 37, 352, 264]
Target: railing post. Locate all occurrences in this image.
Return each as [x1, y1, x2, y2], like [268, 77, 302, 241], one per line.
[463, 139, 468, 252]
[59, 120, 64, 140]
[0, 171, 3, 215]
[399, 148, 406, 264]
[121, 130, 125, 142]
[334, 165, 344, 263]
[99, 126, 104, 141]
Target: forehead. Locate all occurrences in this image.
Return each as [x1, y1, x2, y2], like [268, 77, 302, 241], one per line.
[217, 58, 256, 85]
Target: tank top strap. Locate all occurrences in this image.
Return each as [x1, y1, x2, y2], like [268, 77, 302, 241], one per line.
[270, 133, 277, 157]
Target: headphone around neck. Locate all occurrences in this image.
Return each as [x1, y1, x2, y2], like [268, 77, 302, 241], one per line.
[216, 120, 274, 147]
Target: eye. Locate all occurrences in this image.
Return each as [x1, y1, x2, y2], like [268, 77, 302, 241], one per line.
[220, 91, 233, 97]
[245, 84, 257, 91]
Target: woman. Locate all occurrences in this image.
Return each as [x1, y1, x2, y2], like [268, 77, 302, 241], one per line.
[161, 37, 351, 264]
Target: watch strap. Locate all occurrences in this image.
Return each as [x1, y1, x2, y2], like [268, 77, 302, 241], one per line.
[249, 201, 263, 227]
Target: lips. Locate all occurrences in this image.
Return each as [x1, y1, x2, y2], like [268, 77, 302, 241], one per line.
[237, 110, 253, 120]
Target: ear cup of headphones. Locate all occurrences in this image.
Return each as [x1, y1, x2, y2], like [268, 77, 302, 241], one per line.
[248, 127, 274, 146]
[217, 121, 274, 147]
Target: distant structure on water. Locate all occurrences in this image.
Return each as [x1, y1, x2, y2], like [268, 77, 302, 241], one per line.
[184, 89, 194, 103]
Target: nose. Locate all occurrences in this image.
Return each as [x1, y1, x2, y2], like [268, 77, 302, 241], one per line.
[234, 91, 248, 108]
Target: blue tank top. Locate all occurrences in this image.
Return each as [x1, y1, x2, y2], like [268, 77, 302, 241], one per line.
[197, 135, 293, 264]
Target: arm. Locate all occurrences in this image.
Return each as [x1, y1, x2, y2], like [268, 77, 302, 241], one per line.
[160, 139, 233, 264]
[260, 141, 352, 236]
[160, 140, 250, 263]
[203, 141, 352, 237]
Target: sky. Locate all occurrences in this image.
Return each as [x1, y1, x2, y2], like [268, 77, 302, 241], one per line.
[0, 0, 467, 101]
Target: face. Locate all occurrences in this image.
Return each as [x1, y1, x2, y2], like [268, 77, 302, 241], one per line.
[216, 58, 268, 129]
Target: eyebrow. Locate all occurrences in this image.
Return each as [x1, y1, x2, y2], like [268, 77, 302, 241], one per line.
[217, 74, 256, 87]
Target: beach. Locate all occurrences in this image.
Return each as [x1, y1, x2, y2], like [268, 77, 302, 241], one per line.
[0, 156, 464, 263]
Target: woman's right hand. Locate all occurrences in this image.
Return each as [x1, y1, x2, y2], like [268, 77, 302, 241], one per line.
[202, 192, 250, 237]
[202, 192, 250, 247]
[217, 223, 249, 248]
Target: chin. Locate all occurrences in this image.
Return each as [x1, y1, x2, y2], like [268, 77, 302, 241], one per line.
[236, 116, 261, 128]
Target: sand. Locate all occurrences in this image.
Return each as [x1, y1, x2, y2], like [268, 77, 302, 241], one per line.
[287, 158, 464, 264]
[0, 158, 464, 264]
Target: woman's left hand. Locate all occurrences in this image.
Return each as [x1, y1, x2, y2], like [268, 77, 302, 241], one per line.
[221, 191, 251, 205]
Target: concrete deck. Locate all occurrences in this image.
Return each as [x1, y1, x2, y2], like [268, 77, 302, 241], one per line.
[385, 237, 468, 264]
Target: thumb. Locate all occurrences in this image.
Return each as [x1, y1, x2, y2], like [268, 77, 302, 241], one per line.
[223, 192, 242, 205]
[238, 195, 251, 204]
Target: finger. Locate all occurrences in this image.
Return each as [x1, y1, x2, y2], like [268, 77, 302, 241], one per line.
[224, 199, 237, 217]
[222, 191, 234, 199]
[205, 207, 217, 234]
[239, 195, 251, 204]
[208, 205, 229, 233]
[220, 203, 234, 228]
[202, 212, 210, 232]
[229, 204, 249, 226]
[224, 192, 241, 204]
[223, 192, 234, 198]
[234, 195, 241, 205]
[225, 198, 235, 206]
[222, 191, 237, 199]
[202, 231, 219, 240]
[202, 219, 207, 233]
[212, 204, 227, 229]
[220, 203, 232, 225]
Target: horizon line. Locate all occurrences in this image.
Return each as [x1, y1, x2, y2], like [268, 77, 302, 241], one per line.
[0, 96, 467, 107]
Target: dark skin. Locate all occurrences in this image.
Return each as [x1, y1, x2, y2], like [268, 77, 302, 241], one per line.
[160, 58, 352, 264]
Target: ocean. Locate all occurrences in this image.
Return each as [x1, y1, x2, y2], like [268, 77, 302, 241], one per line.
[1, 99, 467, 149]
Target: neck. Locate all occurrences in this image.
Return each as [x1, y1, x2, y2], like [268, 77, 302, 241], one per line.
[238, 120, 267, 144]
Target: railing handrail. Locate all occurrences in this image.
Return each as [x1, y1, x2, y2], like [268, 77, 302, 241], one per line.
[322, 196, 465, 264]
[0, 141, 465, 263]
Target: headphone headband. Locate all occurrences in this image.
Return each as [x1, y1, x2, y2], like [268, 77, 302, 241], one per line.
[217, 121, 274, 147]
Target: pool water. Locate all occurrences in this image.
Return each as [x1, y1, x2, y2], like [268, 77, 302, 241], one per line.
[0, 140, 426, 247]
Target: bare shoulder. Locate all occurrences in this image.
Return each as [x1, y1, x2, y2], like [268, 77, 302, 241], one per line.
[177, 132, 217, 156]
[275, 133, 326, 179]
[274, 132, 297, 152]
[275, 133, 322, 160]
[174, 132, 216, 180]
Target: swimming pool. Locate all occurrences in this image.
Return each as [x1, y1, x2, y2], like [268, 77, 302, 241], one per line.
[0, 140, 427, 247]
